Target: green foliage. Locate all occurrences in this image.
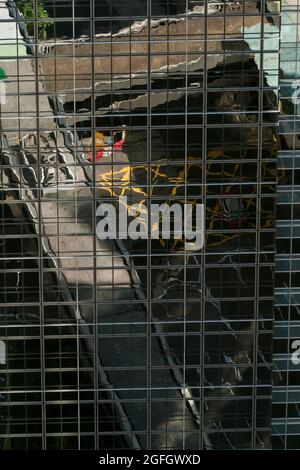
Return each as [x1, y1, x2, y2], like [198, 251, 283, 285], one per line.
[0, 68, 6, 80]
[16, 1, 52, 40]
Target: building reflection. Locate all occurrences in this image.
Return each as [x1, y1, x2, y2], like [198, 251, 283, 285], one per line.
[0, 0, 280, 449]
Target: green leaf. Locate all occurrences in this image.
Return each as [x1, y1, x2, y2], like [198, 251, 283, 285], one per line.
[0, 68, 6, 80]
[16, 0, 52, 40]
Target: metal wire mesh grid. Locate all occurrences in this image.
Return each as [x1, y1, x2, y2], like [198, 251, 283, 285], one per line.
[0, 0, 280, 449]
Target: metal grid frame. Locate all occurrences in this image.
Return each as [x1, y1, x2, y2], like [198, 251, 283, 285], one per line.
[272, 0, 300, 450]
[0, 0, 281, 449]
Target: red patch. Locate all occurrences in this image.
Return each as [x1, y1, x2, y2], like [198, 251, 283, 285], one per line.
[228, 217, 246, 228]
[88, 139, 124, 162]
